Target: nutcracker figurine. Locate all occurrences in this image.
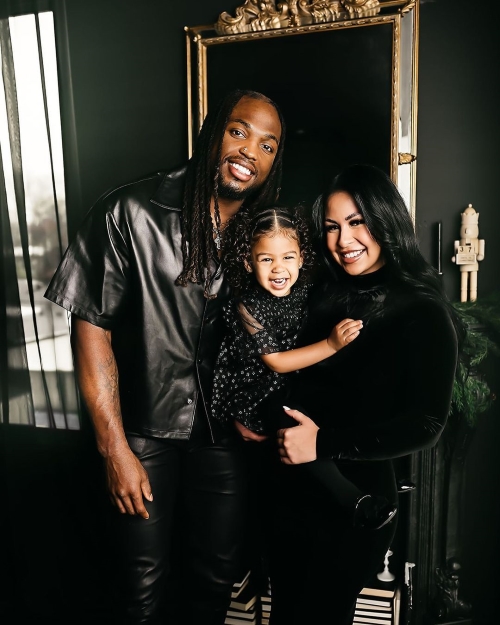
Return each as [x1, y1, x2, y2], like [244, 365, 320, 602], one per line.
[451, 204, 485, 302]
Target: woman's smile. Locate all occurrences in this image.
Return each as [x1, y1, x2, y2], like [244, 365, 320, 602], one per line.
[341, 248, 366, 262]
[325, 191, 385, 275]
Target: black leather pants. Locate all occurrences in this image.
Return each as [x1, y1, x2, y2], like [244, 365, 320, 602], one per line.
[111, 431, 248, 625]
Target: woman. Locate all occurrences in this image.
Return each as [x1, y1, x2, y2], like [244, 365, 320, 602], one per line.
[268, 164, 463, 625]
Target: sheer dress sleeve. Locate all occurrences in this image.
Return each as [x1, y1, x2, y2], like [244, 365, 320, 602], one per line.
[237, 302, 283, 355]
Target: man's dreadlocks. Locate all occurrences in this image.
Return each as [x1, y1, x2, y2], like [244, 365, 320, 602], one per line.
[176, 89, 286, 297]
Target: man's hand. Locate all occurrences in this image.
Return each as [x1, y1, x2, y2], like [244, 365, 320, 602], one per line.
[234, 420, 269, 443]
[104, 445, 153, 519]
[277, 407, 319, 464]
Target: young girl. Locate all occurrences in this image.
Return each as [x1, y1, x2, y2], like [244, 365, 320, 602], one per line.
[212, 206, 396, 530]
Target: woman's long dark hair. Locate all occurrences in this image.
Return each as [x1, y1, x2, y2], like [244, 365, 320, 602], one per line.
[312, 164, 465, 344]
[176, 89, 286, 297]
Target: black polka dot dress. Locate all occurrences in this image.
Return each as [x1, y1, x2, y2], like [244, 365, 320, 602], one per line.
[211, 284, 308, 433]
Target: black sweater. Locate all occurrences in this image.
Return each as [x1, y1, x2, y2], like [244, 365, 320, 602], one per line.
[291, 267, 458, 463]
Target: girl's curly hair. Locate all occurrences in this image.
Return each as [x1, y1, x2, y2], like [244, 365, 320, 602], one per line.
[221, 205, 315, 292]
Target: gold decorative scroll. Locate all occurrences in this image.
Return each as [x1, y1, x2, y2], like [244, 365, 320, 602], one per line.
[215, 1, 383, 35]
[398, 152, 416, 165]
[400, 0, 417, 15]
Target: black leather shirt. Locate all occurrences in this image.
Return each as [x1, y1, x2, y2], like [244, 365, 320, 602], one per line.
[45, 166, 230, 440]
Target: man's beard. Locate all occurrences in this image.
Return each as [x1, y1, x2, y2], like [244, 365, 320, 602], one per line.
[216, 170, 262, 201]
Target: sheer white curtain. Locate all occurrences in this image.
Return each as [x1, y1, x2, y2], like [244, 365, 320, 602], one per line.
[0, 11, 78, 428]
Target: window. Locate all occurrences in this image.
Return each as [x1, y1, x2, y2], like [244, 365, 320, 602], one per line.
[0, 11, 78, 428]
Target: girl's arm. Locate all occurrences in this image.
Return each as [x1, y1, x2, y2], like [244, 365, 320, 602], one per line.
[238, 302, 362, 374]
[262, 317, 362, 373]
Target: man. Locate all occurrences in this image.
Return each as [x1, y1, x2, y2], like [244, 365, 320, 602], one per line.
[45, 89, 285, 625]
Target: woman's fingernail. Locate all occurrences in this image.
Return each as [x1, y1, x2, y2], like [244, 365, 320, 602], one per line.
[283, 406, 291, 410]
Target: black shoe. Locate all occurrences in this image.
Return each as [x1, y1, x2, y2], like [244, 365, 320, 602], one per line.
[353, 494, 397, 530]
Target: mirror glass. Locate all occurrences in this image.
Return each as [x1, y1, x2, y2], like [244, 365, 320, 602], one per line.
[186, 1, 419, 216]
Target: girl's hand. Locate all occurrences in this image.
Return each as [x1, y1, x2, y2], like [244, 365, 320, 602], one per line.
[277, 407, 319, 464]
[327, 318, 363, 352]
[234, 419, 269, 443]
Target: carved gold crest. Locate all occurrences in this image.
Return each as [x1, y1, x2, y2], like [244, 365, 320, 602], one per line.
[215, 1, 382, 35]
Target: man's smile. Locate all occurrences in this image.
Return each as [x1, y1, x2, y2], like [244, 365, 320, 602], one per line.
[226, 158, 256, 181]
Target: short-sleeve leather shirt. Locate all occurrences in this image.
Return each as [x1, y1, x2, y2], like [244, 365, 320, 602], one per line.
[45, 166, 230, 440]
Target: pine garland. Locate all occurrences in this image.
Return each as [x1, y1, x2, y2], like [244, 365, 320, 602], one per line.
[451, 291, 500, 426]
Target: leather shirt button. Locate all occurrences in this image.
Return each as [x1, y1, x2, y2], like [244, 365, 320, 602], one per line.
[186, 398, 193, 405]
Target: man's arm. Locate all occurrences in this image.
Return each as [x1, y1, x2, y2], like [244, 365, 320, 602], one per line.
[71, 316, 152, 518]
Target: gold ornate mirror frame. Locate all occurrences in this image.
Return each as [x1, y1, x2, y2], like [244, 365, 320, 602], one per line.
[186, 0, 419, 217]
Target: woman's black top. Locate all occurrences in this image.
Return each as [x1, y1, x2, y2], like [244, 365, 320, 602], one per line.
[211, 284, 308, 434]
[291, 267, 458, 462]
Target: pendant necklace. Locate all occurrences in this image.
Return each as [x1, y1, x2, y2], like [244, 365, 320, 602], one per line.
[213, 226, 222, 251]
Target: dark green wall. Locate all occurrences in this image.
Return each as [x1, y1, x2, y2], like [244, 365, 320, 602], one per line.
[61, 0, 228, 233]
[416, 9, 500, 620]
[417, 0, 499, 302]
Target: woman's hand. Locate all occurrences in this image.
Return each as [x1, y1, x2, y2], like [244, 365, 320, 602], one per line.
[277, 407, 319, 464]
